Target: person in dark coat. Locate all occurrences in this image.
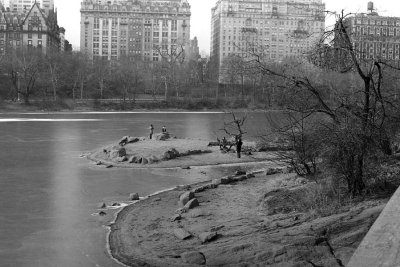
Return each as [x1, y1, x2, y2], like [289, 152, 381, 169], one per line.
[236, 135, 243, 158]
[149, 124, 154, 139]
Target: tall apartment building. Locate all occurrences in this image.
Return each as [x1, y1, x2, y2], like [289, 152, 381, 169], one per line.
[0, 2, 62, 55]
[9, 0, 54, 13]
[80, 0, 191, 61]
[188, 36, 199, 60]
[211, 0, 325, 81]
[339, 4, 400, 61]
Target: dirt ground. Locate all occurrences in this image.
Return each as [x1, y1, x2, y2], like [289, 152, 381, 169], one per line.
[108, 171, 387, 267]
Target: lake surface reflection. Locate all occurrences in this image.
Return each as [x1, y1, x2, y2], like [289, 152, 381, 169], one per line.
[0, 112, 271, 267]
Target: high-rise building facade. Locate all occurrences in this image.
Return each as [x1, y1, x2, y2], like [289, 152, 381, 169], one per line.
[9, 0, 54, 13]
[341, 11, 400, 61]
[0, 2, 62, 55]
[80, 0, 191, 61]
[211, 0, 325, 81]
[188, 36, 199, 60]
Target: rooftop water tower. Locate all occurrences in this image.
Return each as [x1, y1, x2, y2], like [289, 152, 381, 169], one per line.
[368, 2, 374, 12]
[367, 2, 378, 16]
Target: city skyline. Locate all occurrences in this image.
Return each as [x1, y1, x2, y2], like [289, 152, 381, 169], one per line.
[13, 0, 400, 53]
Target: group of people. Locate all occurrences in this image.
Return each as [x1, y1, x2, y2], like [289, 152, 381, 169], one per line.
[149, 124, 168, 139]
[218, 135, 243, 158]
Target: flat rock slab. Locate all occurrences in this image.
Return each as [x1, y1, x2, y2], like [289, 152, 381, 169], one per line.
[174, 228, 192, 240]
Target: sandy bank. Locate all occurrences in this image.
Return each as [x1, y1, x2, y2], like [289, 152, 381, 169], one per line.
[108, 170, 387, 267]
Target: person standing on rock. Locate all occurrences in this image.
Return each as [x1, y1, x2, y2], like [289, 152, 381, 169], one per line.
[236, 135, 243, 158]
[149, 124, 154, 139]
[162, 126, 167, 133]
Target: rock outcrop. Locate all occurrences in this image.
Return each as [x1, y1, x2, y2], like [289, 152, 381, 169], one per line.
[179, 191, 195, 206]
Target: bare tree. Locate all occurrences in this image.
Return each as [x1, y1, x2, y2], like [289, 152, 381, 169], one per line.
[245, 10, 400, 195]
[221, 112, 247, 158]
[111, 58, 144, 108]
[221, 54, 247, 99]
[5, 49, 43, 104]
[92, 58, 110, 99]
[154, 44, 185, 100]
[46, 51, 62, 101]
[267, 111, 319, 177]
[76, 53, 91, 100]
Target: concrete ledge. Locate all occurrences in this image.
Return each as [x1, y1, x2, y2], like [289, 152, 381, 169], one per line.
[347, 186, 400, 267]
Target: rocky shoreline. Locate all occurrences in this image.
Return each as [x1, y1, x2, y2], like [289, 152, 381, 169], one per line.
[107, 167, 387, 267]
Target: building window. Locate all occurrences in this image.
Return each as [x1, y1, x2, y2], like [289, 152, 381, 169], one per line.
[94, 18, 100, 29]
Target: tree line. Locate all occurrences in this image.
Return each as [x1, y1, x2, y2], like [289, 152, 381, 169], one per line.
[0, 47, 311, 110]
[0, 47, 213, 107]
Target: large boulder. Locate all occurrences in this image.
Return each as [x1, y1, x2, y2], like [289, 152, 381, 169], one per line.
[119, 136, 129, 146]
[184, 198, 199, 210]
[221, 176, 233, 185]
[130, 193, 140, 201]
[111, 148, 127, 158]
[163, 148, 180, 160]
[128, 156, 137, 164]
[156, 132, 172, 141]
[180, 191, 195, 206]
[119, 136, 140, 146]
[181, 251, 206, 265]
[127, 136, 140, 144]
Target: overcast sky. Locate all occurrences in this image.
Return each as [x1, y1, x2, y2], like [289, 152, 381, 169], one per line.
[56, 0, 400, 54]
